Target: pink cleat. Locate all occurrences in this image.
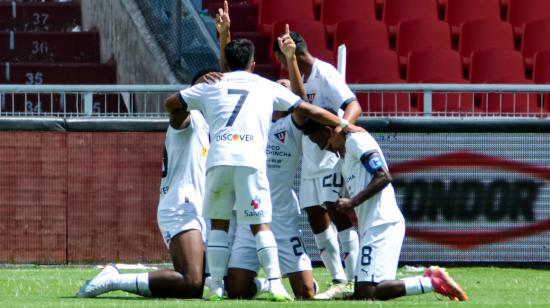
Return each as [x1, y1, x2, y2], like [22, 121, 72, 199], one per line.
[427, 266, 468, 301]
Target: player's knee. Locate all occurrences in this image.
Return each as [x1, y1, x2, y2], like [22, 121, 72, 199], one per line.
[293, 284, 315, 300]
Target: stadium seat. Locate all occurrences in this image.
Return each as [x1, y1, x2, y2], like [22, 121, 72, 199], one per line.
[383, 0, 439, 36]
[507, 0, 550, 37]
[470, 49, 541, 115]
[270, 19, 331, 67]
[458, 19, 515, 69]
[320, 0, 377, 37]
[0, 63, 117, 84]
[396, 18, 452, 67]
[445, 0, 501, 36]
[0, 32, 99, 63]
[532, 50, 550, 110]
[332, 20, 389, 56]
[407, 48, 476, 115]
[346, 48, 414, 115]
[6, 2, 81, 31]
[521, 19, 550, 70]
[257, 0, 315, 36]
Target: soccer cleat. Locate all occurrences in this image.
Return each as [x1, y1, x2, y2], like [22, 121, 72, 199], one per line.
[266, 279, 293, 302]
[313, 281, 348, 300]
[429, 267, 468, 301]
[76, 264, 119, 298]
[204, 279, 224, 301]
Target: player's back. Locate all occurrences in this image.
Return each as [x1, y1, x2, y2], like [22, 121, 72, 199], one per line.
[179, 71, 301, 172]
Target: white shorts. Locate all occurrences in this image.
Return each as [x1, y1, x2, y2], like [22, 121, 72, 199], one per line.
[228, 215, 312, 275]
[157, 203, 207, 248]
[203, 166, 272, 225]
[355, 221, 405, 283]
[299, 171, 346, 209]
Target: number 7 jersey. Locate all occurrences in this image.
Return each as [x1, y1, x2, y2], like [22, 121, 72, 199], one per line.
[179, 71, 302, 173]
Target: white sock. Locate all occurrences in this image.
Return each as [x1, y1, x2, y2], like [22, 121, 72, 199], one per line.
[207, 230, 230, 286]
[338, 228, 359, 282]
[314, 227, 347, 283]
[254, 277, 269, 296]
[402, 277, 433, 295]
[255, 230, 281, 279]
[113, 272, 151, 297]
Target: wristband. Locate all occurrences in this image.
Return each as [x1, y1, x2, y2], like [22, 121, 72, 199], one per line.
[339, 118, 349, 129]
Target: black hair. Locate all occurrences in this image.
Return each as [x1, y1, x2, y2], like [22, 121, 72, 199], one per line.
[301, 108, 338, 135]
[191, 68, 218, 85]
[272, 31, 308, 55]
[224, 39, 255, 71]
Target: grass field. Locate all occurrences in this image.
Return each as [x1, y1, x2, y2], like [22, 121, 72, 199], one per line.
[1, 266, 549, 307]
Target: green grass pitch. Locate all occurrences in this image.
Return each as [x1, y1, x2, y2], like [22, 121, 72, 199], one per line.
[1, 266, 549, 307]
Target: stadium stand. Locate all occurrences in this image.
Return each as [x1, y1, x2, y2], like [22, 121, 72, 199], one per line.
[257, 0, 315, 36]
[347, 48, 414, 115]
[382, 0, 439, 36]
[445, 0, 501, 36]
[0, 0, 121, 114]
[507, 0, 550, 37]
[332, 20, 389, 56]
[533, 50, 550, 109]
[396, 18, 452, 67]
[320, 0, 377, 38]
[521, 19, 550, 70]
[470, 49, 542, 115]
[406, 48, 476, 115]
[458, 19, 515, 70]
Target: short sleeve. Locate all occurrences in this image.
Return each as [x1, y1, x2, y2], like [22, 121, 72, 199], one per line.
[320, 69, 357, 110]
[349, 133, 380, 163]
[271, 83, 302, 112]
[178, 83, 207, 111]
[286, 116, 303, 147]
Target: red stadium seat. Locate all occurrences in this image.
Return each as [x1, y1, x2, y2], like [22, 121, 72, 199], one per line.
[470, 49, 541, 115]
[320, 0, 377, 37]
[0, 32, 99, 63]
[507, 0, 550, 37]
[533, 50, 550, 110]
[396, 18, 452, 67]
[4, 2, 81, 31]
[333, 20, 389, 55]
[347, 48, 415, 115]
[270, 19, 331, 66]
[521, 19, 550, 70]
[445, 0, 501, 36]
[407, 48, 477, 115]
[383, 0, 439, 36]
[459, 19, 515, 69]
[257, 0, 315, 36]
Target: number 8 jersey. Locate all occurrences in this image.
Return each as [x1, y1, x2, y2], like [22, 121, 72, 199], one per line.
[179, 71, 302, 173]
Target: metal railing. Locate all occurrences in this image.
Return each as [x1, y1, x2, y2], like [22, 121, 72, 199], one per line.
[2, 84, 550, 118]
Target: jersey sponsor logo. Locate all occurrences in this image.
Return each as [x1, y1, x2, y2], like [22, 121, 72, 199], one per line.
[245, 196, 266, 217]
[306, 93, 316, 103]
[201, 147, 207, 157]
[274, 130, 286, 144]
[266, 144, 291, 157]
[391, 150, 549, 249]
[250, 196, 261, 209]
[215, 133, 255, 142]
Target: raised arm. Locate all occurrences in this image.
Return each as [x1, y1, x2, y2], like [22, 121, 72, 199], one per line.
[216, 0, 231, 72]
[165, 94, 190, 129]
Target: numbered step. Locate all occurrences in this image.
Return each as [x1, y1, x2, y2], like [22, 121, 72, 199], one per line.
[0, 63, 116, 84]
[0, 2, 81, 31]
[0, 32, 99, 62]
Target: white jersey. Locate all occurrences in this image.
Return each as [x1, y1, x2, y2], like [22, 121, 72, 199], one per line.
[342, 132, 404, 236]
[267, 115, 303, 217]
[179, 71, 302, 172]
[302, 59, 357, 179]
[158, 110, 209, 216]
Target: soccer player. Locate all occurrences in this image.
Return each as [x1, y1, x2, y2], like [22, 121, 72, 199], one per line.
[301, 117, 469, 301]
[225, 26, 317, 300]
[273, 30, 361, 298]
[76, 71, 211, 299]
[165, 33, 355, 301]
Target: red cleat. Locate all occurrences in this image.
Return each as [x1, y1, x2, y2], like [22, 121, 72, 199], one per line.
[428, 267, 468, 301]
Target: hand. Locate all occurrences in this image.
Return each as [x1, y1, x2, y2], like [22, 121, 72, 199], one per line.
[195, 72, 224, 85]
[277, 24, 296, 59]
[335, 198, 355, 213]
[215, 0, 230, 35]
[344, 123, 366, 133]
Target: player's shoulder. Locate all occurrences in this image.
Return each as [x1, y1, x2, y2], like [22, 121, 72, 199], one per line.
[315, 59, 340, 77]
[347, 132, 378, 151]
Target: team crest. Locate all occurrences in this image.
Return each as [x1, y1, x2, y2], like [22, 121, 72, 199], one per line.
[307, 93, 316, 103]
[274, 131, 287, 144]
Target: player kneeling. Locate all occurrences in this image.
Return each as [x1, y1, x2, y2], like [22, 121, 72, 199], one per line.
[76, 72, 211, 299]
[302, 117, 468, 301]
